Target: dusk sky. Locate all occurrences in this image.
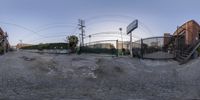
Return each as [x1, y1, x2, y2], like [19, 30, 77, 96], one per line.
[0, 0, 200, 45]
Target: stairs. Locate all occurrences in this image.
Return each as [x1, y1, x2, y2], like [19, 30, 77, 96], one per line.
[176, 40, 200, 64]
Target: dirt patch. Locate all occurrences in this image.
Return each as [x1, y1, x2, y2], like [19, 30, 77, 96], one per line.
[20, 56, 36, 61]
[72, 57, 87, 61]
[94, 58, 125, 79]
[27, 57, 58, 73]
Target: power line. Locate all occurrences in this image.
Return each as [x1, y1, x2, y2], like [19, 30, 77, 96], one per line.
[0, 21, 35, 33]
[84, 14, 136, 23]
[28, 35, 68, 43]
[35, 25, 76, 33]
[36, 22, 77, 29]
[0, 21, 79, 38]
[0, 21, 44, 37]
[84, 15, 155, 37]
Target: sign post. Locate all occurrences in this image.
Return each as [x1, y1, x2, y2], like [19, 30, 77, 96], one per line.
[130, 32, 133, 57]
[127, 19, 138, 57]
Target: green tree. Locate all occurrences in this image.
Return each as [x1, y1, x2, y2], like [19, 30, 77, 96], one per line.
[67, 35, 78, 53]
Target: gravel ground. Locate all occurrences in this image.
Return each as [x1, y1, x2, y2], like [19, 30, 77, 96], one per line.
[143, 51, 174, 59]
[0, 50, 200, 100]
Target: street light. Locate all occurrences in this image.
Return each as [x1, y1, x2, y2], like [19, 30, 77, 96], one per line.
[119, 28, 123, 49]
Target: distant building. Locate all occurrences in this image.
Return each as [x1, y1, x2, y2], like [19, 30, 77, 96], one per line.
[16, 43, 33, 49]
[150, 42, 158, 47]
[118, 41, 130, 49]
[87, 43, 115, 49]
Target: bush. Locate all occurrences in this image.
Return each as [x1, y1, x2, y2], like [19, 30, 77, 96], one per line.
[81, 46, 117, 55]
[0, 47, 4, 54]
[37, 45, 43, 51]
[68, 35, 78, 53]
[197, 47, 200, 55]
[21, 43, 69, 50]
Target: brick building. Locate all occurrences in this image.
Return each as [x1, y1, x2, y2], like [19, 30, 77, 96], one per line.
[0, 27, 10, 53]
[173, 20, 200, 47]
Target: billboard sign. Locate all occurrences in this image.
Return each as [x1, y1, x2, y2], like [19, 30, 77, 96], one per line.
[127, 19, 138, 34]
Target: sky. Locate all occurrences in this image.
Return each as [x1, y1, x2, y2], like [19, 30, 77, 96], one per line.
[0, 0, 200, 45]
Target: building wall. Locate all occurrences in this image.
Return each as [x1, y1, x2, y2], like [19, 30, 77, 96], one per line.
[185, 20, 200, 45]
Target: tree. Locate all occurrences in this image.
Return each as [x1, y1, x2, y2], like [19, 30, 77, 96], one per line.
[67, 35, 78, 53]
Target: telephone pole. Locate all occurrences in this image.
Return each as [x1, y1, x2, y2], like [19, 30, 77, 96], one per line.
[19, 40, 22, 46]
[78, 19, 85, 47]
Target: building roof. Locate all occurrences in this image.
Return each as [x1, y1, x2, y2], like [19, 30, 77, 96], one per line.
[173, 20, 200, 36]
[0, 27, 4, 35]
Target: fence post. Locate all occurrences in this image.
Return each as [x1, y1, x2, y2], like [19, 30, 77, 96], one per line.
[116, 40, 119, 57]
[141, 38, 143, 59]
[77, 43, 82, 55]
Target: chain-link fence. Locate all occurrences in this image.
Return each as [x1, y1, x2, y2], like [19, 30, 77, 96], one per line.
[80, 40, 130, 56]
[132, 40, 142, 58]
[81, 40, 118, 55]
[132, 36, 176, 59]
[80, 36, 176, 59]
[117, 41, 130, 56]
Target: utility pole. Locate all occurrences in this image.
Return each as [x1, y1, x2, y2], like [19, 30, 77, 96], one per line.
[19, 40, 22, 50]
[19, 40, 22, 46]
[78, 19, 85, 47]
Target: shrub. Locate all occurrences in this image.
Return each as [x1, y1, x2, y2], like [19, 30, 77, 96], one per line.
[0, 47, 4, 54]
